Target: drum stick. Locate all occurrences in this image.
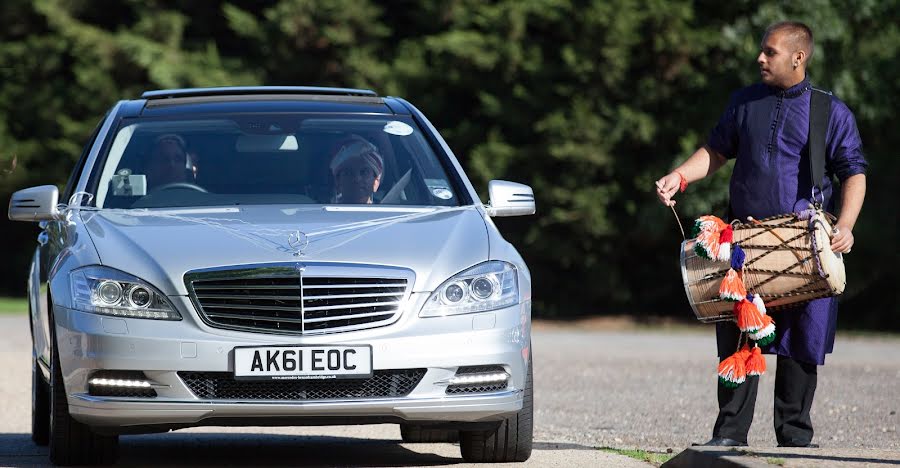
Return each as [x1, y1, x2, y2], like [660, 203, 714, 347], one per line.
[670, 205, 686, 240]
[657, 180, 686, 240]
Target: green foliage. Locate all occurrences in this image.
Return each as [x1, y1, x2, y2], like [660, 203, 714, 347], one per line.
[0, 297, 27, 314]
[1, 0, 897, 327]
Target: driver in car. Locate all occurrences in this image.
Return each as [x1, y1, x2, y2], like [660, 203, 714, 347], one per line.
[330, 135, 384, 204]
[145, 134, 199, 191]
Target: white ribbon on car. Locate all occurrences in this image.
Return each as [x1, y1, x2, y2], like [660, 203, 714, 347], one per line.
[69, 202, 479, 257]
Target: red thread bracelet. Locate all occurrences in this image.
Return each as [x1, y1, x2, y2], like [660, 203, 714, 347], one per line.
[675, 171, 688, 192]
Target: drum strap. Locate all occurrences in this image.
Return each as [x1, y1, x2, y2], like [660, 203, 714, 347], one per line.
[809, 88, 832, 203]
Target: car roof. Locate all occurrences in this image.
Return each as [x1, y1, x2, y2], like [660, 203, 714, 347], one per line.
[128, 86, 408, 117]
[141, 86, 378, 99]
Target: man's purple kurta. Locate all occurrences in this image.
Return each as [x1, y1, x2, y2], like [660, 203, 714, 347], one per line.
[706, 77, 867, 365]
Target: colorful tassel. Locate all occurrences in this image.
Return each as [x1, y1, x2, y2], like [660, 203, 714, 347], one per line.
[719, 269, 746, 301]
[735, 299, 765, 333]
[749, 314, 776, 346]
[745, 345, 767, 376]
[750, 293, 767, 316]
[717, 347, 749, 388]
[694, 229, 719, 260]
[692, 216, 730, 261]
[692, 215, 724, 238]
[716, 226, 733, 262]
[731, 244, 746, 271]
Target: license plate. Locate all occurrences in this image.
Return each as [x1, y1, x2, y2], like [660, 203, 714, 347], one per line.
[233, 345, 373, 381]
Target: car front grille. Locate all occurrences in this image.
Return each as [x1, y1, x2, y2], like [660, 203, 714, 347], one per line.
[178, 369, 426, 400]
[185, 264, 412, 335]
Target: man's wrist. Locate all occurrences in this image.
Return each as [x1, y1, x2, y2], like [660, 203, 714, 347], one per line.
[835, 221, 854, 232]
[674, 170, 688, 192]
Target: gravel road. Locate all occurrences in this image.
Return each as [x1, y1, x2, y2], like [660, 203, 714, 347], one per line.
[1, 314, 898, 467]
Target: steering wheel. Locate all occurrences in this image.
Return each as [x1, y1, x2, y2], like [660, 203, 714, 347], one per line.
[151, 182, 208, 193]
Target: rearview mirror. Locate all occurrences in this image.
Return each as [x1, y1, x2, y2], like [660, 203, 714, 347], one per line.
[8, 185, 61, 222]
[235, 134, 299, 152]
[485, 180, 535, 217]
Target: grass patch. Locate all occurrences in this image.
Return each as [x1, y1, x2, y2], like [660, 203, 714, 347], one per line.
[0, 297, 27, 314]
[599, 447, 675, 466]
[765, 458, 786, 466]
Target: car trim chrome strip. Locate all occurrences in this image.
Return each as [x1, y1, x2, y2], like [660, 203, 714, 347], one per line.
[74, 101, 125, 202]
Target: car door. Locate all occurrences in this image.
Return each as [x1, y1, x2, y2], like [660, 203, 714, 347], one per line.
[33, 120, 102, 363]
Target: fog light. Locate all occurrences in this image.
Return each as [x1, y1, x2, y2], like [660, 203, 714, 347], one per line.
[89, 378, 152, 388]
[87, 370, 159, 397]
[447, 372, 509, 385]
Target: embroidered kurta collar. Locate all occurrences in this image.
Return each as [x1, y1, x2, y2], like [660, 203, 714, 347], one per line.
[770, 77, 811, 98]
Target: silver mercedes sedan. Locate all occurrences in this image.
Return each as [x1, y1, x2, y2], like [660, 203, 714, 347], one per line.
[9, 87, 535, 465]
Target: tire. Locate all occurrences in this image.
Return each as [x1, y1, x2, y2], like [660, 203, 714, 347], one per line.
[400, 424, 460, 443]
[32, 357, 50, 446]
[48, 318, 118, 466]
[459, 359, 533, 463]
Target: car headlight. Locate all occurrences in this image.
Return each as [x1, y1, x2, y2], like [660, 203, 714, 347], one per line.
[70, 266, 181, 320]
[420, 261, 518, 317]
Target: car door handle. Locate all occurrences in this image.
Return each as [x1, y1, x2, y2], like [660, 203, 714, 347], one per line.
[37, 231, 49, 246]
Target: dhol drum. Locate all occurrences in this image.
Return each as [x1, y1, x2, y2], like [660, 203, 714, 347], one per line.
[681, 210, 846, 323]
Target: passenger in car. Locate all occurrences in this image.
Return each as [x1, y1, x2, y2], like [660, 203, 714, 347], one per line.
[145, 134, 199, 190]
[329, 135, 384, 204]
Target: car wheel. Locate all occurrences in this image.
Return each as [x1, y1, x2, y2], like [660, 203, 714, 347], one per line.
[459, 358, 533, 463]
[32, 357, 50, 446]
[48, 319, 118, 465]
[400, 424, 459, 443]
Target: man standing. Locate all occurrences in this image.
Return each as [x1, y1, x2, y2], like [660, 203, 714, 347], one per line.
[656, 21, 867, 447]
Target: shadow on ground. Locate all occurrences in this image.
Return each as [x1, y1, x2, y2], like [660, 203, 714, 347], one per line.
[746, 450, 900, 466]
[0, 432, 601, 467]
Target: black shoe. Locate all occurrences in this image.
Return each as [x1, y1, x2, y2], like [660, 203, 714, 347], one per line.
[778, 442, 819, 448]
[692, 437, 748, 447]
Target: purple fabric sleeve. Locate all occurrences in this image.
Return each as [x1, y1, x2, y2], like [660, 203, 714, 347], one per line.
[826, 99, 868, 181]
[707, 93, 739, 159]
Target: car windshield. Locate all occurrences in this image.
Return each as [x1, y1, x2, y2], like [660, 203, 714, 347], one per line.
[89, 114, 461, 209]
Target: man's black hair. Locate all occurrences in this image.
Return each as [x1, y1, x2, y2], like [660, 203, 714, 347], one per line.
[765, 21, 815, 61]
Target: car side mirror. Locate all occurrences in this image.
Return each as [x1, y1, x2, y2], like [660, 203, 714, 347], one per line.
[8, 185, 61, 222]
[485, 180, 535, 217]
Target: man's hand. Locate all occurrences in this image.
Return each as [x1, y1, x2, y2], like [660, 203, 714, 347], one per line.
[656, 173, 682, 207]
[831, 224, 854, 253]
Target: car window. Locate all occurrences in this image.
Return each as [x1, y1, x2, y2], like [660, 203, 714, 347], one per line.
[89, 115, 462, 209]
[62, 118, 104, 203]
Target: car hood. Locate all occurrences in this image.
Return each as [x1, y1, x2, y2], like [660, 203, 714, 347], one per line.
[80, 205, 489, 295]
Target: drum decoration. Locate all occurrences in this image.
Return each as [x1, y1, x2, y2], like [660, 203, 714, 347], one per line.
[691, 214, 775, 388]
[679, 206, 845, 387]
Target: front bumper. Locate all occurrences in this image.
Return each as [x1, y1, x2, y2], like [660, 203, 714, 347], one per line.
[53, 294, 531, 429]
[68, 391, 523, 428]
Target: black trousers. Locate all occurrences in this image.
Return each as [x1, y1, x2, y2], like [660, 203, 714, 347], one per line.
[713, 324, 818, 445]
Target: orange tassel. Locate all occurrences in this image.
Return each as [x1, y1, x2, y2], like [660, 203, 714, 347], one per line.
[735, 299, 765, 333]
[750, 314, 777, 346]
[719, 269, 746, 301]
[693, 216, 730, 261]
[695, 229, 720, 260]
[717, 347, 748, 388]
[745, 346, 767, 376]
